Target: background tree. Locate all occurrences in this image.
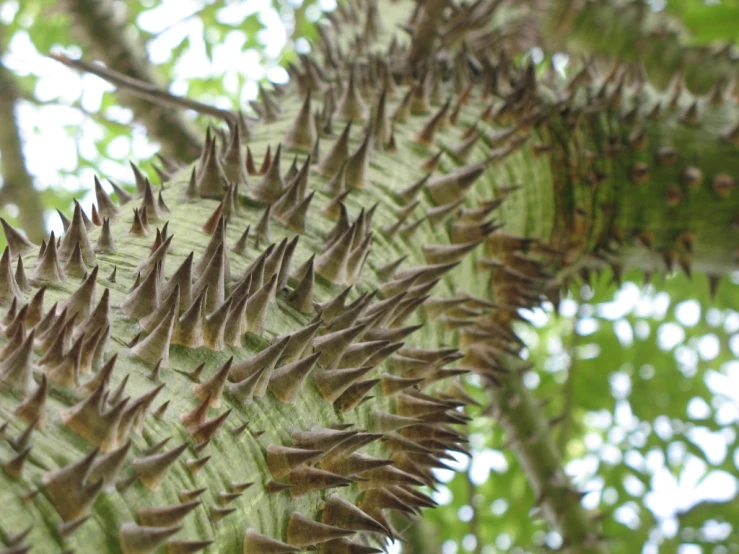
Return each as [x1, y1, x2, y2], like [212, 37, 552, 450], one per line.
[0, 30, 45, 242]
[0, 1, 738, 553]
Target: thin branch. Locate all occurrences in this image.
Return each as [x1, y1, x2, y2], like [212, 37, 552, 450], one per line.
[51, 54, 234, 122]
[63, 0, 204, 161]
[557, 320, 580, 453]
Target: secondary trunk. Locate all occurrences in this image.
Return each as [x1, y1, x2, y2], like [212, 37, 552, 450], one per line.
[0, 32, 46, 243]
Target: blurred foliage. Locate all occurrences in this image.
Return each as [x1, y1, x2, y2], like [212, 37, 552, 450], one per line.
[428, 269, 739, 553]
[664, 0, 739, 45]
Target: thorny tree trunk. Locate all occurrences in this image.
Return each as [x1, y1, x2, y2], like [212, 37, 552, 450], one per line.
[0, 1, 737, 554]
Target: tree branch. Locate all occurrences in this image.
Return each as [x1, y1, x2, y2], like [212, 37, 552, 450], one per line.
[63, 0, 204, 161]
[489, 359, 607, 554]
[557, 321, 580, 454]
[51, 54, 234, 122]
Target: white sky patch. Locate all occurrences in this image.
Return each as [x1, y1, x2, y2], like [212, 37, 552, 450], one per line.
[614, 501, 641, 530]
[696, 333, 720, 360]
[687, 427, 728, 465]
[687, 397, 711, 420]
[386, 539, 402, 554]
[675, 300, 701, 327]
[575, 317, 598, 335]
[432, 485, 453, 506]
[657, 322, 685, 350]
[457, 505, 474, 522]
[559, 298, 578, 318]
[705, 307, 722, 327]
[609, 372, 632, 399]
[597, 282, 640, 319]
[469, 449, 508, 485]
[613, 318, 634, 346]
[551, 52, 569, 76]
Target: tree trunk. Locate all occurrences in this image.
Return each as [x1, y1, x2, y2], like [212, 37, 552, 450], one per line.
[0, 1, 737, 553]
[0, 32, 47, 243]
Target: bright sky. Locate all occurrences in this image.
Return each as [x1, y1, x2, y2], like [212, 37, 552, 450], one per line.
[1, 1, 737, 553]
